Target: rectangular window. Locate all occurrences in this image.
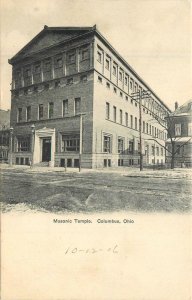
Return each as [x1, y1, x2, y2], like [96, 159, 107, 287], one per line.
[44, 60, 51, 71]
[120, 92, 123, 98]
[113, 65, 117, 76]
[106, 102, 110, 120]
[81, 75, 87, 82]
[119, 71, 123, 81]
[129, 141, 133, 154]
[81, 49, 89, 60]
[67, 52, 75, 64]
[156, 147, 159, 156]
[17, 137, 30, 152]
[188, 123, 192, 136]
[130, 79, 133, 90]
[161, 148, 164, 156]
[38, 104, 43, 120]
[98, 76, 102, 83]
[175, 124, 181, 136]
[125, 112, 128, 127]
[152, 126, 154, 137]
[67, 78, 73, 85]
[105, 59, 110, 70]
[18, 108, 22, 122]
[55, 80, 60, 88]
[120, 109, 123, 124]
[63, 99, 68, 116]
[135, 117, 137, 130]
[146, 123, 148, 134]
[34, 64, 40, 74]
[24, 68, 31, 77]
[152, 146, 155, 156]
[143, 121, 145, 133]
[62, 135, 80, 152]
[75, 98, 81, 115]
[49, 102, 54, 119]
[113, 106, 116, 122]
[16, 70, 21, 79]
[125, 76, 128, 86]
[118, 138, 124, 153]
[106, 82, 110, 89]
[118, 159, 124, 166]
[176, 146, 180, 154]
[44, 83, 49, 90]
[130, 115, 133, 128]
[149, 125, 152, 135]
[113, 87, 117, 93]
[97, 51, 102, 63]
[55, 57, 63, 68]
[103, 135, 111, 153]
[26, 106, 31, 121]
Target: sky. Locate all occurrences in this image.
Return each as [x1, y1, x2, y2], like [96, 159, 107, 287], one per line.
[1, 0, 191, 111]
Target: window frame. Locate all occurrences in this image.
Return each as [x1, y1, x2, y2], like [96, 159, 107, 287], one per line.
[62, 134, 80, 152]
[103, 135, 112, 153]
[26, 106, 31, 122]
[38, 104, 44, 120]
[175, 123, 181, 136]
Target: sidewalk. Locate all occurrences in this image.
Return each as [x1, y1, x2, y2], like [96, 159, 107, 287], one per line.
[1, 163, 191, 179]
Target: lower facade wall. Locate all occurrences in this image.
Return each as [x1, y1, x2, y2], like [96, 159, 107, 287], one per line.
[55, 153, 93, 168]
[10, 151, 165, 168]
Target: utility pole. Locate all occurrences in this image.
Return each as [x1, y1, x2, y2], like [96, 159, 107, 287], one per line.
[78, 113, 86, 172]
[79, 113, 82, 172]
[131, 90, 150, 171]
[139, 89, 143, 171]
[30, 124, 35, 168]
[9, 127, 13, 167]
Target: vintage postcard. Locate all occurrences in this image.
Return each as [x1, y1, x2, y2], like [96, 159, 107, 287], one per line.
[1, 0, 191, 299]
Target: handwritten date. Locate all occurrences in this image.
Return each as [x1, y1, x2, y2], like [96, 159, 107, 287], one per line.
[65, 245, 118, 255]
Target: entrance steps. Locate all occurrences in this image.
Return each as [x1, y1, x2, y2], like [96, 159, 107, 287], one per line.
[33, 162, 49, 167]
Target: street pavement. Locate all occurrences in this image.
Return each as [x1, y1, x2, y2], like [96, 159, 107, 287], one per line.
[1, 164, 191, 213]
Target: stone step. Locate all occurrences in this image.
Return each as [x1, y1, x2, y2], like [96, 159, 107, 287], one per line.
[33, 162, 49, 167]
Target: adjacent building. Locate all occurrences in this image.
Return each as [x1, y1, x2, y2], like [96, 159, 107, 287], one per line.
[0, 109, 10, 163]
[8, 25, 170, 168]
[166, 100, 192, 167]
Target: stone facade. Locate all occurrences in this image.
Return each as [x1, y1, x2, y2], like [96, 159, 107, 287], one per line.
[9, 25, 170, 168]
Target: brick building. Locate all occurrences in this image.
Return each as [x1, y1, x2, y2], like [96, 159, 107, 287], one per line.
[9, 25, 170, 168]
[166, 100, 192, 167]
[0, 109, 10, 163]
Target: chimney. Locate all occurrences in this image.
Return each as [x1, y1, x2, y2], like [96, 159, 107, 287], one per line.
[175, 102, 178, 110]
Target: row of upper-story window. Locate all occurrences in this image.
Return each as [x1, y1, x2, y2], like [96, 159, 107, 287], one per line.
[97, 45, 142, 91]
[175, 123, 192, 137]
[13, 45, 90, 85]
[97, 74, 167, 120]
[105, 102, 167, 141]
[103, 134, 164, 156]
[13, 74, 88, 97]
[17, 98, 81, 123]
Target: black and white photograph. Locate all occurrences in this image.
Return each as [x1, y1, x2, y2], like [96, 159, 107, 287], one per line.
[1, 0, 191, 299]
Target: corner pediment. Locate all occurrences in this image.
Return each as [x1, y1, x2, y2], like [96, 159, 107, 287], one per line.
[9, 25, 95, 64]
